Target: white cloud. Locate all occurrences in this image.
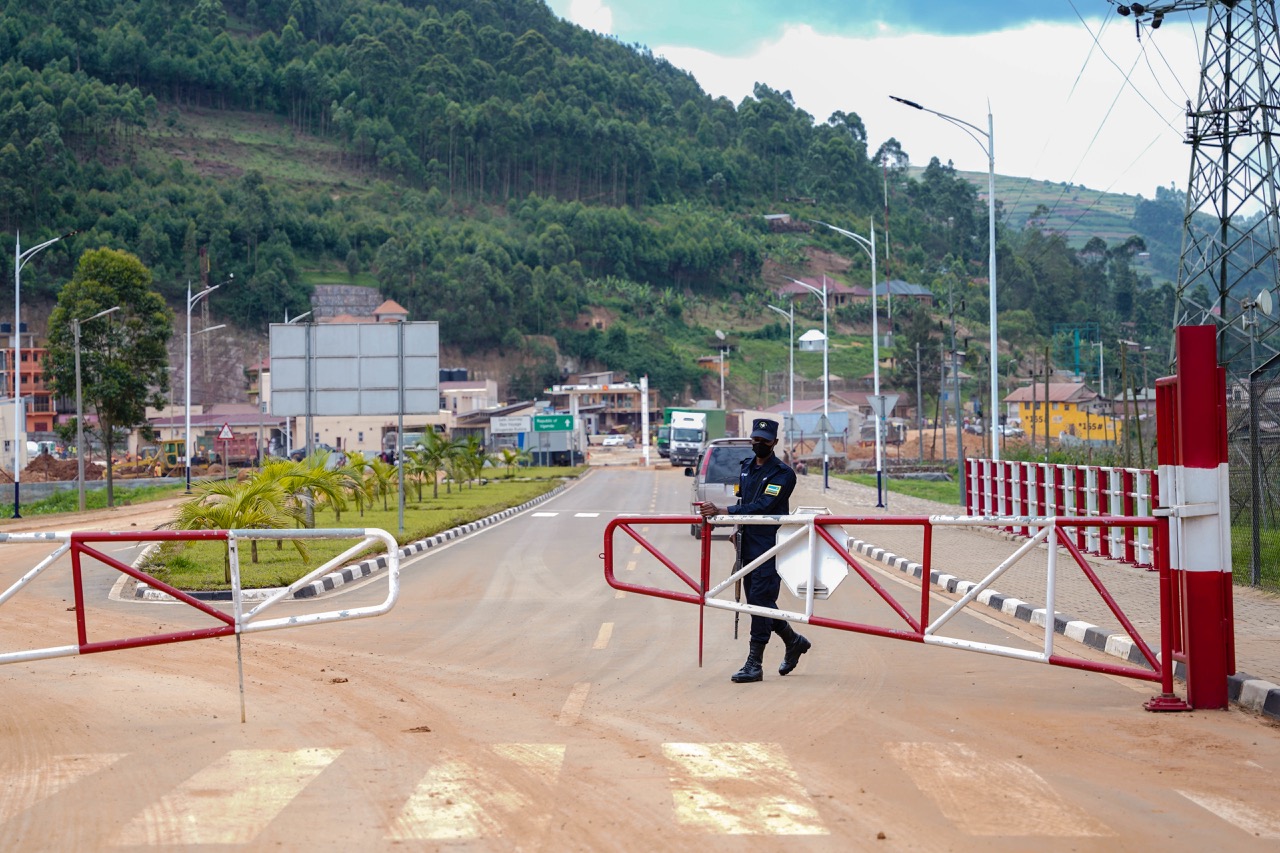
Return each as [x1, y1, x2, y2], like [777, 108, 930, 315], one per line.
[653, 20, 1201, 199]
[565, 0, 614, 35]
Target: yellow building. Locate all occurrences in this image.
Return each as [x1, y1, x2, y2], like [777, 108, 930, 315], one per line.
[1003, 382, 1120, 444]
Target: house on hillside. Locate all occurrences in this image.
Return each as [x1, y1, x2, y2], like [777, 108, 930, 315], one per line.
[774, 276, 871, 307]
[876, 280, 935, 307]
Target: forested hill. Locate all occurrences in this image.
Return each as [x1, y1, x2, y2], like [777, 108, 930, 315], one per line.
[1, 0, 1184, 402]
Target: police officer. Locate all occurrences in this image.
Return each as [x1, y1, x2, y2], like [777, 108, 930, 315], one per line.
[697, 417, 811, 683]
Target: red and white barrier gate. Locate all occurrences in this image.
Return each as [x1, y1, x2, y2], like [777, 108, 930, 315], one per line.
[604, 511, 1184, 710]
[0, 527, 400, 719]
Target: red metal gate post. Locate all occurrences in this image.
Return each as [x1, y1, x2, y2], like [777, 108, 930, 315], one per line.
[1157, 325, 1233, 710]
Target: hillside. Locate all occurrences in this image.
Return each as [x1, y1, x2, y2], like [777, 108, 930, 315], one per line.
[0, 0, 1185, 412]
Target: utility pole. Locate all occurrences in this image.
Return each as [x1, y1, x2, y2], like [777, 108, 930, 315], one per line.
[916, 342, 924, 462]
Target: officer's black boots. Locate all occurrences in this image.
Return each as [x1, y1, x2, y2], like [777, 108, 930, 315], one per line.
[731, 641, 766, 683]
[775, 622, 811, 676]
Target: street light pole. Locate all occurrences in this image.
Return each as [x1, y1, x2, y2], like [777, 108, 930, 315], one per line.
[72, 306, 121, 512]
[766, 302, 795, 459]
[890, 95, 999, 462]
[785, 276, 830, 491]
[809, 220, 884, 507]
[185, 276, 231, 492]
[13, 228, 77, 518]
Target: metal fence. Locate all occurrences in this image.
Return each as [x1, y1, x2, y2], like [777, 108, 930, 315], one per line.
[1228, 353, 1280, 590]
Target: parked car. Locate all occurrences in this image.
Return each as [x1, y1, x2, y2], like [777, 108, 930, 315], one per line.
[685, 437, 754, 539]
[601, 434, 628, 447]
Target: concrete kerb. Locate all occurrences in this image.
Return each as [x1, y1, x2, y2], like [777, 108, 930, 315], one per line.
[846, 535, 1280, 722]
[133, 479, 577, 603]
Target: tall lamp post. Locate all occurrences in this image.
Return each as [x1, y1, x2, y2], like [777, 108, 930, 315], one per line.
[810, 219, 884, 508]
[785, 276, 831, 491]
[185, 276, 231, 492]
[890, 95, 999, 462]
[766, 302, 795, 459]
[72, 306, 120, 511]
[13, 229, 78, 518]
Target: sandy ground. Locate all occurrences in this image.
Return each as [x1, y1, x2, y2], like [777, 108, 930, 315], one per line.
[0, 475, 1278, 850]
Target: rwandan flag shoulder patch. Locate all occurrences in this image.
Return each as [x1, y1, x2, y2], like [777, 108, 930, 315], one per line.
[763, 483, 782, 496]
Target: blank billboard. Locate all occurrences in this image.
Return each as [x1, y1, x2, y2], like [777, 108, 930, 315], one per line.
[269, 321, 440, 417]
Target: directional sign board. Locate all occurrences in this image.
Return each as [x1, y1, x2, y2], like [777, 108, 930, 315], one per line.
[491, 415, 531, 433]
[532, 414, 573, 432]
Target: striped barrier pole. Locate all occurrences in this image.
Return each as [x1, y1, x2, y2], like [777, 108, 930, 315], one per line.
[1157, 325, 1233, 709]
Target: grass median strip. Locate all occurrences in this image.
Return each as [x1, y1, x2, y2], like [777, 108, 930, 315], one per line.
[139, 471, 577, 591]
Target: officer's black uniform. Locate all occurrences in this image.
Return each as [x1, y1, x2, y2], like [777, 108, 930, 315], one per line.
[730, 448, 796, 642]
[724, 418, 810, 683]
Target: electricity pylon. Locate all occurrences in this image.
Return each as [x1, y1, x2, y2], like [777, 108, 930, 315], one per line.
[1119, 1, 1280, 374]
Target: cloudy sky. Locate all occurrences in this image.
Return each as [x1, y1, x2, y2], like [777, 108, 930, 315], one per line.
[545, 0, 1205, 200]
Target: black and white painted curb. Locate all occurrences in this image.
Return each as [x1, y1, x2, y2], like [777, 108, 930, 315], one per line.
[848, 537, 1280, 722]
[134, 481, 572, 603]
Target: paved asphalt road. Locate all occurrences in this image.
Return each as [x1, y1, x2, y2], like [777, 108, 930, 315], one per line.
[0, 468, 1278, 850]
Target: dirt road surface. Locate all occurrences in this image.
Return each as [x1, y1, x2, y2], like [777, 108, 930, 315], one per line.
[1, 472, 1278, 851]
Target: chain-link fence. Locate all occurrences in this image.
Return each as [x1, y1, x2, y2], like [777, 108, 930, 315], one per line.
[1226, 353, 1280, 591]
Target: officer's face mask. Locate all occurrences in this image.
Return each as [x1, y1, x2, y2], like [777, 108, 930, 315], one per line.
[751, 439, 772, 458]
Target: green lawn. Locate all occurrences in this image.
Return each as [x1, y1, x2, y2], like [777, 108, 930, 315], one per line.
[139, 469, 582, 591]
[835, 471, 961, 506]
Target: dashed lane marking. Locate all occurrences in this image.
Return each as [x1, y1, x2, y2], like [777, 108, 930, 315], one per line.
[886, 742, 1110, 837]
[114, 748, 340, 846]
[592, 623, 613, 650]
[662, 743, 827, 836]
[626, 560, 637, 572]
[387, 744, 567, 842]
[574, 512, 600, 518]
[556, 682, 591, 728]
[531, 512, 557, 517]
[614, 590, 626, 598]
[0, 753, 126, 825]
[1178, 790, 1280, 838]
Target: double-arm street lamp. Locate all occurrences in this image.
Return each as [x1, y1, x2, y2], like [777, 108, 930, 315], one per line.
[766, 301, 795, 458]
[890, 95, 999, 462]
[72, 306, 121, 511]
[185, 276, 231, 492]
[784, 275, 831, 491]
[13, 229, 78, 518]
[810, 219, 885, 508]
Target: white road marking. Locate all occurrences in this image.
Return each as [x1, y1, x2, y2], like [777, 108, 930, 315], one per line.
[574, 512, 599, 518]
[0, 753, 125, 824]
[662, 743, 827, 835]
[388, 745, 565, 841]
[614, 590, 626, 599]
[626, 560, 637, 572]
[887, 742, 1110, 837]
[1179, 789, 1280, 838]
[114, 748, 339, 846]
[592, 623, 613, 650]
[632, 545, 643, 555]
[556, 682, 591, 727]
[532, 512, 558, 517]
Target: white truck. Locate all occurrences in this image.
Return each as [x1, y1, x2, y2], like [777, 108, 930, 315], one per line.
[668, 410, 708, 467]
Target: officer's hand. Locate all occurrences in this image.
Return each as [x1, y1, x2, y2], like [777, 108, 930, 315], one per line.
[697, 501, 720, 519]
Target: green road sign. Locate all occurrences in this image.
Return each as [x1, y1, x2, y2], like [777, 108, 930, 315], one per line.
[532, 414, 574, 432]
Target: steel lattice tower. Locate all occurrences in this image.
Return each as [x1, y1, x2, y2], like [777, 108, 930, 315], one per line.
[1124, 1, 1280, 373]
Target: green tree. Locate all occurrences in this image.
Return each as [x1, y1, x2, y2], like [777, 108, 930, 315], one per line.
[44, 248, 173, 508]
[168, 475, 307, 581]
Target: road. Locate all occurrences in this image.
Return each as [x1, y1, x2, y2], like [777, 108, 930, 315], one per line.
[1, 469, 1278, 850]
